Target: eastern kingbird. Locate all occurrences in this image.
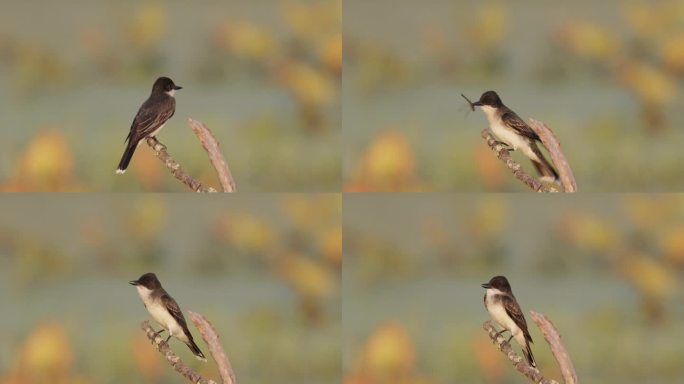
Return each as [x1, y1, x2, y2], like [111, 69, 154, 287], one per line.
[482, 275, 536, 367]
[130, 272, 206, 361]
[116, 77, 182, 174]
[463, 91, 559, 181]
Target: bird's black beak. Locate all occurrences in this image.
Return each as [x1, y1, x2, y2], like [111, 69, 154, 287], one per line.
[481, 283, 491, 289]
[129, 280, 138, 286]
[174, 85, 182, 90]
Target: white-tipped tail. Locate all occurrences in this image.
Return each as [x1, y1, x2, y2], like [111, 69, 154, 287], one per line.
[186, 339, 207, 362]
[115, 169, 126, 174]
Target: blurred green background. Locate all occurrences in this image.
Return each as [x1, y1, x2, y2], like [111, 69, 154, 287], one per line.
[0, 194, 341, 383]
[343, 194, 684, 383]
[343, 0, 684, 191]
[0, 0, 340, 192]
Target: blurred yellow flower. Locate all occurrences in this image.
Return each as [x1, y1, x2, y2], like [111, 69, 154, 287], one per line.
[216, 214, 277, 253]
[277, 61, 335, 107]
[347, 130, 418, 191]
[281, 195, 340, 233]
[13, 322, 73, 380]
[622, 195, 672, 232]
[621, 253, 676, 299]
[661, 33, 684, 73]
[125, 197, 167, 241]
[215, 21, 279, 61]
[359, 322, 415, 380]
[465, 3, 508, 51]
[5, 129, 76, 191]
[14, 236, 67, 285]
[278, 254, 334, 299]
[624, 2, 683, 41]
[617, 61, 675, 105]
[320, 225, 342, 267]
[658, 225, 684, 265]
[16, 43, 68, 87]
[558, 213, 620, 252]
[320, 32, 342, 74]
[126, 2, 167, 50]
[556, 22, 620, 61]
[466, 198, 508, 240]
[282, 0, 340, 41]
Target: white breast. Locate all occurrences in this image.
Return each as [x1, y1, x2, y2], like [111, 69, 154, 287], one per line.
[480, 106, 539, 162]
[485, 289, 522, 339]
[136, 286, 188, 342]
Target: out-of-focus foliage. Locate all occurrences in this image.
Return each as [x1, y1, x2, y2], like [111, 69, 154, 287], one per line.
[0, 195, 340, 383]
[344, 322, 431, 384]
[343, 1, 684, 191]
[558, 195, 684, 324]
[1, 322, 92, 384]
[206, 195, 341, 324]
[346, 130, 424, 191]
[0, 1, 340, 191]
[2, 130, 82, 192]
[212, 1, 340, 131]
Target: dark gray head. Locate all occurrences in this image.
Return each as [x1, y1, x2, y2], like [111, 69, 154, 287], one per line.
[129, 272, 162, 289]
[473, 90, 503, 108]
[152, 77, 182, 95]
[481, 275, 512, 293]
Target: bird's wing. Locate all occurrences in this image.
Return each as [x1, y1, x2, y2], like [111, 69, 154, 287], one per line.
[502, 294, 533, 343]
[501, 111, 539, 141]
[127, 98, 176, 144]
[160, 292, 189, 330]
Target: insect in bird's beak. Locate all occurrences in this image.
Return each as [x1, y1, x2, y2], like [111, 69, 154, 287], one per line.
[461, 94, 480, 111]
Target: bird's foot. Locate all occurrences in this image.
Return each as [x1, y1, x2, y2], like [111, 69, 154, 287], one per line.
[153, 137, 167, 151]
[493, 140, 512, 151]
[494, 329, 509, 339]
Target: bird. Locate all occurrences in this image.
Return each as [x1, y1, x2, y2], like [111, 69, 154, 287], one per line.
[129, 272, 206, 361]
[463, 90, 559, 181]
[116, 77, 182, 174]
[482, 275, 536, 367]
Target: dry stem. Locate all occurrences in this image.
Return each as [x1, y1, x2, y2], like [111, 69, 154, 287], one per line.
[528, 119, 577, 192]
[481, 116, 577, 193]
[144, 118, 236, 192]
[187, 118, 236, 192]
[530, 311, 579, 384]
[145, 137, 216, 192]
[483, 320, 558, 384]
[140, 320, 217, 384]
[481, 129, 556, 192]
[189, 311, 237, 384]
[483, 310, 579, 384]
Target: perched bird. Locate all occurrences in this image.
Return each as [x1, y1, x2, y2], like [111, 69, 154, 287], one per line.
[116, 77, 182, 174]
[482, 275, 536, 367]
[463, 91, 559, 181]
[129, 272, 206, 361]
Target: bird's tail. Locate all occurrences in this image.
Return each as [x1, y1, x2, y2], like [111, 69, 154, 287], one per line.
[523, 340, 536, 367]
[115, 142, 137, 174]
[185, 336, 207, 362]
[530, 143, 559, 182]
